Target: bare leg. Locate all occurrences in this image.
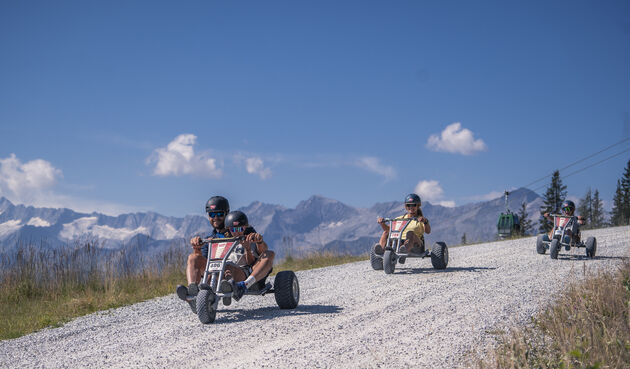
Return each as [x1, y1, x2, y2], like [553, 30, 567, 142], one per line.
[224, 265, 247, 282]
[251, 250, 274, 281]
[379, 231, 388, 248]
[186, 252, 207, 285]
[405, 232, 424, 252]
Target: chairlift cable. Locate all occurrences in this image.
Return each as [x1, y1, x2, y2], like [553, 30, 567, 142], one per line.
[531, 147, 630, 192]
[521, 136, 630, 189]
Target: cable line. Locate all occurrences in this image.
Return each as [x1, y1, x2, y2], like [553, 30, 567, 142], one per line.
[521, 136, 630, 189]
[531, 147, 630, 192]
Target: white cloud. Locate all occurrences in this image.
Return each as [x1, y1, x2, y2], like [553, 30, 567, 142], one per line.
[355, 157, 396, 181]
[0, 154, 139, 216]
[438, 201, 456, 208]
[0, 219, 22, 237]
[414, 180, 456, 207]
[467, 190, 505, 202]
[426, 122, 487, 155]
[0, 154, 62, 200]
[148, 134, 222, 178]
[245, 157, 272, 179]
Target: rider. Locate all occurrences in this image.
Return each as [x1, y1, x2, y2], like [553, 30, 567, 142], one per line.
[219, 210, 275, 303]
[374, 193, 431, 255]
[543, 200, 584, 243]
[176, 196, 231, 303]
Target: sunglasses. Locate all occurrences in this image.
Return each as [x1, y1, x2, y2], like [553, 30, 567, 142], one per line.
[230, 226, 246, 233]
[562, 207, 572, 212]
[208, 212, 226, 218]
[405, 203, 419, 208]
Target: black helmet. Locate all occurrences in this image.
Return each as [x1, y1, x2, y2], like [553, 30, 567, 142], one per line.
[404, 193, 421, 206]
[225, 211, 248, 228]
[561, 200, 575, 215]
[205, 196, 230, 214]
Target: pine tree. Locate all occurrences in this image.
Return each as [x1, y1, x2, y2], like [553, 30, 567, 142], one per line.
[577, 188, 592, 229]
[611, 180, 626, 226]
[461, 233, 467, 245]
[517, 201, 532, 236]
[590, 189, 606, 228]
[539, 170, 567, 233]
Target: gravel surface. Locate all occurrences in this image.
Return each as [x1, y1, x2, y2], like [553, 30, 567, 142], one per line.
[1, 226, 629, 369]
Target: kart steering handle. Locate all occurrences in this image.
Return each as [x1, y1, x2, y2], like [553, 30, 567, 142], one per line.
[201, 235, 245, 244]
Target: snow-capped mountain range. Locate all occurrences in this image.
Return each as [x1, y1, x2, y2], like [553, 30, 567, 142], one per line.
[0, 188, 543, 257]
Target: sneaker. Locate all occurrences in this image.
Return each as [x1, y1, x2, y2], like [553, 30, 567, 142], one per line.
[373, 243, 384, 255]
[176, 285, 188, 301]
[219, 279, 233, 306]
[187, 283, 199, 296]
[233, 281, 246, 301]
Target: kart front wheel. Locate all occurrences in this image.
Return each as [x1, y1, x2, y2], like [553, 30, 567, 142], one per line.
[196, 289, 217, 324]
[536, 234, 546, 255]
[430, 242, 448, 269]
[585, 237, 596, 258]
[383, 250, 396, 274]
[274, 271, 299, 309]
[370, 243, 384, 270]
[550, 239, 560, 260]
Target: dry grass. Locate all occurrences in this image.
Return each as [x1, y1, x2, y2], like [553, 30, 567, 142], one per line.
[479, 259, 630, 369]
[0, 242, 366, 340]
[0, 241, 187, 340]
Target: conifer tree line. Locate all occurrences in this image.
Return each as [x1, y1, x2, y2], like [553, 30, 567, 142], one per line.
[537, 159, 630, 232]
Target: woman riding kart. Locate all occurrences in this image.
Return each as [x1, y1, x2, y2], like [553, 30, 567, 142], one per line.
[219, 210, 275, 303]
[176, 195, 232, 303]
[374, 193, 431, 255]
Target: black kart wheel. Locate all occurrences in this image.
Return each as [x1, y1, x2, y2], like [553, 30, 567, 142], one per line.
[370, 243, 384, 270]
[550, 239, 559, 260]
[585, 237, 597, 258]
[536, 234, 546, 255]
[430, 242, 448, 270]
[196, 289, 217, 324]
[383, 250, 396, 274]
[274, 271, 299, 309]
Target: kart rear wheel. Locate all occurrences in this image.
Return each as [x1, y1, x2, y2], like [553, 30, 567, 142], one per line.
[430, 242, 448, 270]
[196, 289, 217, 324]
[549, 239, 559, 260]
[370, 243, 383, 270]
[585, 237, 596, 258]
[383, 250, 396, 274]
[274, 271, 299, 309]
[536, 234, 546, 254]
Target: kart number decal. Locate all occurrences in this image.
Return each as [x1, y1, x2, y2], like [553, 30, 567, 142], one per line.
[208, 261, 222, 270]
[390, 232, 400, 238]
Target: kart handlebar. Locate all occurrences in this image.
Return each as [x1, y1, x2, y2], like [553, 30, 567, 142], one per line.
[379, 217, 418, 223]
[201, 235, 245, 244]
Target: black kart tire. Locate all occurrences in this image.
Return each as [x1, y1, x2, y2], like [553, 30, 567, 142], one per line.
[536, 234, 546, 255]
[274, 271, 299, 309]
[370, 243, 384, 270]
[430, 242, 448, 270]
[550, 239, 559, 260]
[585, 237, 597, 258]
[196, 289, 217, 324]
[383, 250, 396, 274]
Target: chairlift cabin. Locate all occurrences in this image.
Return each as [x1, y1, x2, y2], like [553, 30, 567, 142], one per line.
[497, 190, 521, 239]
[497, 212, 520, 239]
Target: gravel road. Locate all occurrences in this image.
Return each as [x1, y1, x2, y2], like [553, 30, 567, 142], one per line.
[1, 226, 629, 369]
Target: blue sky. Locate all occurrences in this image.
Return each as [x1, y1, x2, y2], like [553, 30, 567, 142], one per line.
[1, 0, 629, 216]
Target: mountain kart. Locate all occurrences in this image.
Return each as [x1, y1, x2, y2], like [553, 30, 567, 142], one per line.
[536, 214, 596, 260]
[182, 236, 300, 324]
[370, 217, 448, 274]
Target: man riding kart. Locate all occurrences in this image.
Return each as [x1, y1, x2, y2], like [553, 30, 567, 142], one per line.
[176, 196, 231, 306]
[219, 210, 275, 305]
[543, 200, 585, 244]
[373, 193, 432, 256]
